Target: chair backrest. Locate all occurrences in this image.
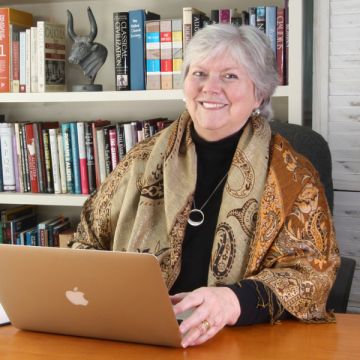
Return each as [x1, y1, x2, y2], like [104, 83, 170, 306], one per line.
[269, 121, 356, 313]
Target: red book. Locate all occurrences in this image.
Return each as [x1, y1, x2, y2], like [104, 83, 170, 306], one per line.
[76, 122, 89, 194]
[276, 8, 285, 85]
[25, 123, 39, 193]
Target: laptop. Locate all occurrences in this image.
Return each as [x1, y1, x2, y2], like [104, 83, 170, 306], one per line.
[0, 244, 183, 347]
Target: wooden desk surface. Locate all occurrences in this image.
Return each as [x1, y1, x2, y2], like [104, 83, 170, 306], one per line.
[0, 314, 359, 359]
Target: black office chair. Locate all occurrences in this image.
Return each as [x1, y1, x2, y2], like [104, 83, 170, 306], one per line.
[269, 120, 356, 313]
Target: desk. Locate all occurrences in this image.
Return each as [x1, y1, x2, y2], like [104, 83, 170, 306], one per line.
[0, 314, 359, 359]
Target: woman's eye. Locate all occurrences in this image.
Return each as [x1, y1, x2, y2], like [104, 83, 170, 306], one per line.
[224, 73, 238, 79]
[192, 71, 205, 77]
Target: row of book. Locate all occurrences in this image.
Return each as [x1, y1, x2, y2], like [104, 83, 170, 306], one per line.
[115, 3, 289, 91]
[0, 118, 171, 195]
[0, 205, 72, 246]
[0, 7, 66, 93]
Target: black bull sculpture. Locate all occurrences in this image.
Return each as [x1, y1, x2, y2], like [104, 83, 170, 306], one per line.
[67, 7, 108, 84]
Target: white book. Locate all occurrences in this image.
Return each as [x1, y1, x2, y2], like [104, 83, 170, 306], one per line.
[19, 31, 26, 93]
[49, 128, 61, 194]
[57, 131, 67, 194]
[123, 123, 134, 153]
[37, 21, 66, 92]
[0, 123, 16, 191]
[96, 128, 107, 184]
[14, 123, 24, 192]
[25, 29, 31, 92]
[30, 26, 38, 93]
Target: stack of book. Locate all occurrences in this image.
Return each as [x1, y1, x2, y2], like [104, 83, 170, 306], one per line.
[0, 118, 170, 195]
[0, 7, 66, 93]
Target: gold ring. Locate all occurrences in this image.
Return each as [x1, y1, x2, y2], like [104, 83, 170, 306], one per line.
[200, 320, 211, 334]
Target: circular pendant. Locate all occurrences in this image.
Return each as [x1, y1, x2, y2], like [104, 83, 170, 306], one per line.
[188, 208, 204, 227]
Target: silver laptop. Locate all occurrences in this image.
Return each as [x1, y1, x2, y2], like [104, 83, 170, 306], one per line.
[0, 244, 182, 347]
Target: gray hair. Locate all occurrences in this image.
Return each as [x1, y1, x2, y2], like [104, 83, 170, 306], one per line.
[183, 24, 279, 120]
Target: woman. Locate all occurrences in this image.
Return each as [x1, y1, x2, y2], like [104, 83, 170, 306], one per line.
[71, 24, 339, 348]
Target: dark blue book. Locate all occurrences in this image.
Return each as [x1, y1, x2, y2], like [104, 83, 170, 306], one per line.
[25, 226, 38, 246]
[61, 123, 74, 193]
[129, 9, 160, 90]
[10, 213, 37, 245]
[69, 123, 81, 194]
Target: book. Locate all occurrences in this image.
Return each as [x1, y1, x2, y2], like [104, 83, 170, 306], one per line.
[84, 122, 96, 194]
[113, 12, 130, 91]
[30, 26, 37, 92]
[57, 130, 67, 194]
[10, 25, 20, 92]
[115, 123, 126, 161]
[52, 219, 71, 247]
[42, 128, 54, 193]
[19, 123, 30, 192]
[256, 7, 266, 33]
[129, 9, 160, 90]
[171, 19, 182, 89]
[47, 216, 68, 247]
[25, 28, 31, 92]
[103, 125, 112, 176]
[182, 7, 206, 53]
[37, 21, 66, 92]
[61, 123, 74, 193]
[109, 126, 119, 171]
[12, 126, 20, 192]
[37, 215, 63, 247]
[25, 123, 39, 193]
[160, 20, 172, 90]
[219, 9, 231, 24]
[69, 122, 81, 194]
[0, 8, 33, 92]
[33, 123, 44, 193]
[13, 123, 24, 192]
[248, 7, 256, 27]
[9, 212, 37, 244]
[76, 122, 89, 195]
[0, 123, 16, 191]
[285, 0, 289, 85]
[266, 6, 277, 56]
[276, 8, 285, 85]
[145, 20, 161, 90]
[96, 127, 107, 183]
[49, 127, 61, 194]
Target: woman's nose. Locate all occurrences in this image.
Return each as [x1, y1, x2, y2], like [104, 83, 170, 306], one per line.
[201, 75, 221, 94]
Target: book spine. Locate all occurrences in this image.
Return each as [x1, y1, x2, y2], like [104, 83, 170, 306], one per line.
[115, 123, 126, 160]
[256, 6, 266, 33]
[14, 123, 24, 192]
[30, 26, 38, 93]
[96, 128, 107, 183]
[12, 131, 20, 191]
[113, 12, 130, 91]
[146, 20, 161, 90]
[84, 122, 96, 194]
[69, 122, 81, 194]
[248, 7, 256, 27]
[129, 10, 146, 90]
[266, 6, 277, 56]
[91, 122, 100, 189]
[57, 130, 67, 193]
[0, 9, 10, 92]
[20, 123, 30, 192]
[276, 8, 285, 85]
[49, 128, 61, 194]
[103, 126, 112, 174]
[33, 123, 45, 193]
[77, 122, 89, 194]
[182, 8, 193, 53]
[123, 123, 134, 153]
[219, 9, 231, 24]
[11, 28, 20, 93]
[25, 29, 31, 92]
[19, 31, 26, 92]
[61, 123, 74, 193]
[42, 128, 54, 193]
[109, 127, 119, 171]
[210, 10, 219, 24]
[172, 19, 183, 90]
[25, 123, 39, 193]
[0, 124, 16, 190]
[285, 0, 289, 85]
[37, 21, 45, 92]
[160, 20, 172, 90]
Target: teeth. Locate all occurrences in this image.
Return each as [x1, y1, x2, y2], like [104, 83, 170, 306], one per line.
[201, 102, 225, 109]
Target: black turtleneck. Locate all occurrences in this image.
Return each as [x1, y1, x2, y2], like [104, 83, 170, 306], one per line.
[170, 124, 291, 325]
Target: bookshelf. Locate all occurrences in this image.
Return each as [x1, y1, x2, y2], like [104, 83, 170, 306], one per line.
[0, 0, 305, 221]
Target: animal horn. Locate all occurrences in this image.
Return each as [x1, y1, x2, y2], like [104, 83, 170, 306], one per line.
[87, 6, 97, 42]
[66, 9, 77, 41]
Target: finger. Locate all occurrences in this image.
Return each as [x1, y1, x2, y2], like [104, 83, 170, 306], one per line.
[173, 290, 205, 316]
[187, 325, 219, 347]
[169, 292, 188, 305]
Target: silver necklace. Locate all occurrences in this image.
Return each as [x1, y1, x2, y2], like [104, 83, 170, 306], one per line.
[188, 171, 229, 227]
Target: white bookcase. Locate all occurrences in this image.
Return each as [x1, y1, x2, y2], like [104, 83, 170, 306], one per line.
[0, 0, 305, 221]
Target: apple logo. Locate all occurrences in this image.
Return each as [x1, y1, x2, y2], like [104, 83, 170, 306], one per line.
[65, 287, 89, 306]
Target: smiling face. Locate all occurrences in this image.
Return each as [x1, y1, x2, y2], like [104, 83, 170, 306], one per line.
[183, 52, 261, 141]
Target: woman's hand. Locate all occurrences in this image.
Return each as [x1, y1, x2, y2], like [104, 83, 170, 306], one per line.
[171, 287, 241, 348]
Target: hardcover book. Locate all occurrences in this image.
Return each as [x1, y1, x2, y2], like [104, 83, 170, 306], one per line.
[113, 12, 130, 91]
[276, 8, 285, 85]
[57, 129, 67, 194]
[69, 122, 81, 194]
[266, 6, 277, 56]
[160, 19, 172, 90]
[171, 19, 182, 89]
[61, 123, 74, 194]
[42, 128, 54, 193]
[145, 20, 161, 90]
[49, 128, 61, 194]
[37, 21, 66, 92]
[25, 123, 39, 193]
[115, 123, 126, 161]
[0, 123, 16, 191]
[76, 122, 89, 195]
[0, 8, 33, 93]
[108, 126, 119, 171]
[256, 6, 266, 33]
[84, 122, 96, 194]
[182, 7, 206, 53]
[129, 9, 160, 90]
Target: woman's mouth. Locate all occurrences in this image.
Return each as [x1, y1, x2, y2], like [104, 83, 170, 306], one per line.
[200, 101, 227, 109]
